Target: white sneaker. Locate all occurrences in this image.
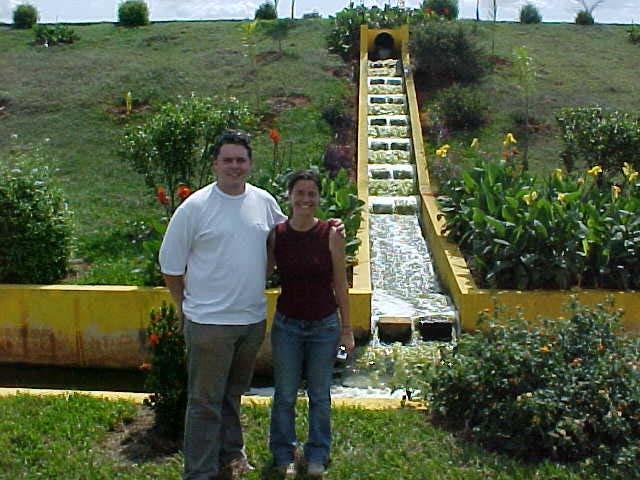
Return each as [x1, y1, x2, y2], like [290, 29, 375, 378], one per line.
[278, 462, 296, 479]
[307, 462, 325, 477]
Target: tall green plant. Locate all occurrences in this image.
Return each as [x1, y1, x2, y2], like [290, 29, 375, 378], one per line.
[12, 3, 38, 29]
[512, 46, 537, 170]
[117, 0, 149, 27]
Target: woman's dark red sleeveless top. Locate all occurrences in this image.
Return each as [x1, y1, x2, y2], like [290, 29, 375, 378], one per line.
[274, 220, 337, 320]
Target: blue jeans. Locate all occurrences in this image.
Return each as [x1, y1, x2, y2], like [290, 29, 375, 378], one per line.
[269, 310, 340, 466]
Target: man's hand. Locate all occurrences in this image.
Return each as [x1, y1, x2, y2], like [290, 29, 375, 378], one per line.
[328, 218, 345, 237]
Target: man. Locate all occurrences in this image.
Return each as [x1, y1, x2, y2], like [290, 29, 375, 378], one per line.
[159, 130, 287, 480]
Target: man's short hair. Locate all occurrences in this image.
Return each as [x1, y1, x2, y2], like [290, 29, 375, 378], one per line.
[210, 130, 252, 160]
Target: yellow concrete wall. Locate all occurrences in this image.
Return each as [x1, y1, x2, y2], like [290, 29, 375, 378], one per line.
[401, 38, 640, 335]
[0, 285, 372, 370]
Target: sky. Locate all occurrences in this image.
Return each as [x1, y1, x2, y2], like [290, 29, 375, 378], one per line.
[0, 0, 637, 24]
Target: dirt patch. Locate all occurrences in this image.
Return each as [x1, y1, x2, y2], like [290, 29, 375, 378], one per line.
[489, 55, 512, 68]
[323, 64, 352, 79]
[106, 101, 152, 118]
[265, 95, 311, 115]
[256, 50, 282, 64]
[101, 405, 181, 464]
[259, 111, 278, 129]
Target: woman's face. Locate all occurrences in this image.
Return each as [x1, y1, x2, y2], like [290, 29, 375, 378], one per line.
[289, 179, 319, 216]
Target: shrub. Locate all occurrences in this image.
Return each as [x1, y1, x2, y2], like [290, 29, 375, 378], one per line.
[438, 145, 640, 290]
[556, 106, 640, 174]
[519, 3, 542, 24]
[429, 299, 640, 478]
[12, 3, 38, 29]
[575, 10, 594, 25]
[410, 22, 486, 89]
[33, 24, 79, 45]
[260, 18, 294, 54]
[254, 1, 277, 20]
[117, 0, 149, 27]
[143, 302, 187, 438]
[421, 0, 459, 20]
[436, 84, 487, 130]
[627, 23, 640, 44]
[0, 163, 72, 284]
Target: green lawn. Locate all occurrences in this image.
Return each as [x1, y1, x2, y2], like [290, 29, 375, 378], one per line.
[0, 394, 593, 479]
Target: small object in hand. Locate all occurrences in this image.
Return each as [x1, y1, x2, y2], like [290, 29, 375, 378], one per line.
[336, 345, 348, 361]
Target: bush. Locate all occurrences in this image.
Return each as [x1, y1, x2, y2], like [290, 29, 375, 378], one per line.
[13, 3, 38, 29]
[0, 163, 72, 284]
[33, 24, 79, 45]
[627, 24, 640, 44]
[429, 299, 640, 479]
[438, 146, 640, 290]
[143, 302, 187, 438]
[519, 3, 542, 24]
[117, 0, 149, 27]
[556, 106, 640, 174]
[421, 0, 459, 20]
[410, 22, 486, 89]
[575, 10, 594, 25]
[254, 1, 277, 20]
[436, 84, 487, 130]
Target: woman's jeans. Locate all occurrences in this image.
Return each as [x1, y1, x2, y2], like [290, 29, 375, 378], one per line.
[269, 310, 340, 466]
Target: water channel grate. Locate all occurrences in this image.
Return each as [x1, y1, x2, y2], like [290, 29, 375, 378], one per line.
[365, 57, 457, 343]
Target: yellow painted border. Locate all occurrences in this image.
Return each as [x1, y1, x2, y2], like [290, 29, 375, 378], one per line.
[401, 39, 640, 334]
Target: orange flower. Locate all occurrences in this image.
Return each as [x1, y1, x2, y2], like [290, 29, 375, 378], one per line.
[269, 129, 281, 145]
[156, 187, 169, 205]
[149, 333, 160, 346]
[177, 185, 192, 201]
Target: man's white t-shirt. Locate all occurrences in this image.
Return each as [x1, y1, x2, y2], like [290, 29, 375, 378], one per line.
[159, 182, 286, 325]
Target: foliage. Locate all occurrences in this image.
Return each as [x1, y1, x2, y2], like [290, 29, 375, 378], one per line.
[117, 0, 150, 27]
[627, 23, 640, 44]
[323, 144, 353, 176]
[259, 18, 294, 54]
[429, 299, 640, 479]
[519, 3, 542, 24]
[255, 1, 278, 20]
[575, 10, 595, 25]
[143, 302, 187, 438]
[421, 0, 459, 20]
[556, 106, 640, 174]
[410, 22, 486, 89]
[436, 83, 487, 130]
[12, 3, 38, 29]
[511, 46, 537, 169]
[438, 145, 640, 290]
[33, 24, 79, 45]
[0, 161, 72, 284]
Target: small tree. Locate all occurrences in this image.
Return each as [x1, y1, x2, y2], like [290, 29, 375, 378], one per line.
[512, 46, 537, 170]
[117, 0, 149, 27]
[489, 0, 498, 55]
[575, 0, 603, 25]
[261, 18, 294, 55]
[12, 3, 38, 29]
[519, 3, 542, 24]
[255, 1, 277, 20]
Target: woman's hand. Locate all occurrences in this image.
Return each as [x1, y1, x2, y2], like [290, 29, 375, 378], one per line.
[340, 329, 355, 354]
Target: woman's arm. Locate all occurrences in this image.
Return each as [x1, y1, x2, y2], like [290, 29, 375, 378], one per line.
[329, 226, 355, 353]
[266, 228, 276, 278]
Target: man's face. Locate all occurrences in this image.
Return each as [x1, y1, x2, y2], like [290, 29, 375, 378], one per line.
[212, 143, 252, 193]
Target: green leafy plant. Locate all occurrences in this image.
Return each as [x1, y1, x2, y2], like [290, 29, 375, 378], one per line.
[436, 83, 487, 130]
[33, 24, 79, 46]
[117, 0, 149, 27]
[260, 18, 294, 55]
[0, 161, 72, 284]
[512, 46, 538, 170]
[410, 22, 486, 89]
[438, 143, 640, 290]
[421, 0, 459, 20]
[254, 1, 277, 20]
[12, 3, 38, 29]
[519, 3, 542, 24]
[429, 299, 640, 479]
[575, 10, 595, 25]
[627, 23, 640, 44]
[143, 302, 187, 438]
[556, 106, 640, 174]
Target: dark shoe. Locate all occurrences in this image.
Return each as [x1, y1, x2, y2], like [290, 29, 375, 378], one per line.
[220, 457, 255, 479]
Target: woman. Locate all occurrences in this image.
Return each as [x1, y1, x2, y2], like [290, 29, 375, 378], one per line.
[268, 170, 355, 478]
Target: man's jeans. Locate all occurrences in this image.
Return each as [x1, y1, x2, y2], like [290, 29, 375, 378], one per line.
[269, 311, 340, 467]
[183, 319, 266, 480]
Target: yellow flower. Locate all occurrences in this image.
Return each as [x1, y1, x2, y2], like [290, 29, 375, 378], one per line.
[611, 185, 621, 199]
[577, 177, 585, 185]
[539, 345, 550, 353]
[623, 162, 639, 183]
[587, 165, 603, 176]
[523, 191, 538, 206]
[553, 168, 563, 181]
[557, 192, 567, 203]
[531, 415, 541, 425]
[435, 144, 450, 158]
[630, 171, 639, 183]
[470, 138, 479, 149]
[503, 132, 517, 146]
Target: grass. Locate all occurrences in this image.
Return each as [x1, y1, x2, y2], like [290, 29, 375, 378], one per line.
[0, 19, 348, 272]
[425, 22, 640, 174]
[0, 393, 593, 479]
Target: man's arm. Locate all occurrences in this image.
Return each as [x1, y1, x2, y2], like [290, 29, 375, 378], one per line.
[163, 274, 185, 331]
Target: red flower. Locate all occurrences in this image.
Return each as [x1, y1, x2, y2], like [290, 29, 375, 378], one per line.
[269, 129, 281, 145]
[149, 333, 160, 346]
[177, 185, 192, 201]
[156, 187, 169, 205]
